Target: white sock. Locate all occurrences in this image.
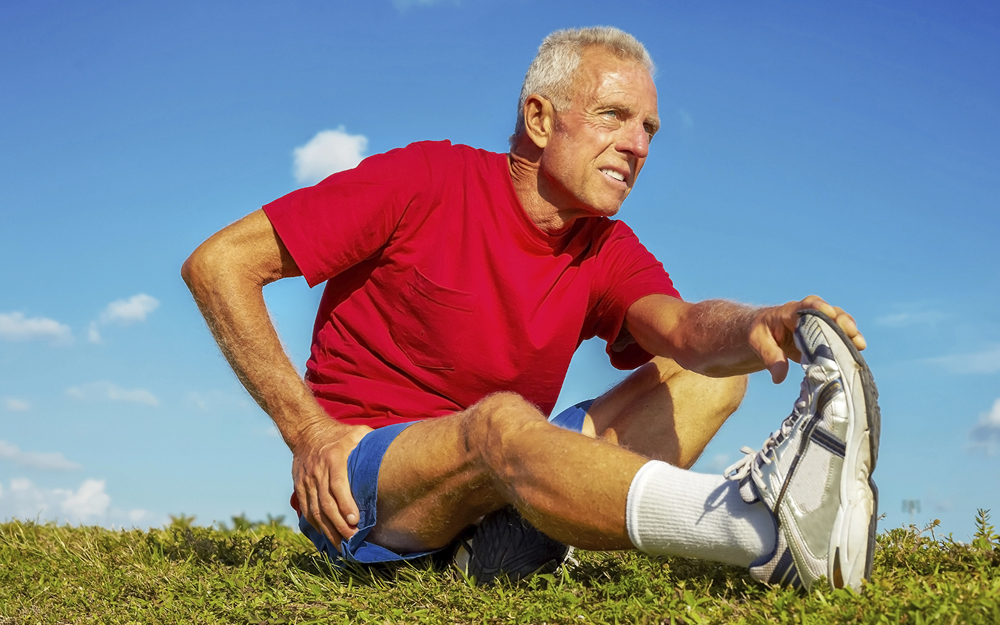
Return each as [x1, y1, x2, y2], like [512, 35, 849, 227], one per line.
[625, 460, 776, 567]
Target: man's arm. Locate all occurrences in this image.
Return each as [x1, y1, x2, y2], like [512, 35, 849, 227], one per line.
[625, 294, 866, 383]
[181, 209, 371, 547]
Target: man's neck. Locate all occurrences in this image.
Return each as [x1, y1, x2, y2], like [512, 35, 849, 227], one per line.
[507, 150, 580, 235]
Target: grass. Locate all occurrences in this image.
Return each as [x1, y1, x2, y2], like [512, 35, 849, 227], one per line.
[1, 511, 998, 624]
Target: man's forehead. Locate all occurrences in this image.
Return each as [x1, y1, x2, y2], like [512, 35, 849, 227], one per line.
[571, 49, 658, 113]
[578, 46, 630, 69]
[574, 49, 653, 90]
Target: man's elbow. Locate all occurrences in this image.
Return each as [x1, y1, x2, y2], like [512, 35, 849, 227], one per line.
[181, 239, 223, 295]
[180, 251, 197, 289]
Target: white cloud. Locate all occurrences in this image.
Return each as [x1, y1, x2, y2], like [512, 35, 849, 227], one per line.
[293, 127, 368, 185]
[67, 381, 160, 407]
[968, 398, 1000, 455]
[876, 310, 947, 328]
[0, 312, 72, 344]
[99, 294, 160, 325]
[0, 440, 82, 471]
[61, 479, 111, 519]
[0, 478, 160, 528]
[0, 478, 107, 523]
[4, 398, 30, 412]
[925, 345, 1000, 374]
[88, 321, 102, 343]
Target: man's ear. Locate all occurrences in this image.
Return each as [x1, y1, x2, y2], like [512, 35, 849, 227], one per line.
[523, 94, 555, 149]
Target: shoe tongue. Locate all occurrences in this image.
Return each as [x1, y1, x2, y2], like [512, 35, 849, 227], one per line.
[739, 476, 761, 504]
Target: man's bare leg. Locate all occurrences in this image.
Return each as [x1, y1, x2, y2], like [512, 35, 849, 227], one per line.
[368, 358, 747, 554]
[586, 356, 748, 467]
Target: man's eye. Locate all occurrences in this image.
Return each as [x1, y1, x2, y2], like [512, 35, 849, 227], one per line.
[602, 110, 618, 119]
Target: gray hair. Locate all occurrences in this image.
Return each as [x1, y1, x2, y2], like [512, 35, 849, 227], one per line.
[510, 27, 655, 148]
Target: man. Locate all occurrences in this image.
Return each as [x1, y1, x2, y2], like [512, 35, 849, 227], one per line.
[182, 27, 878, 591]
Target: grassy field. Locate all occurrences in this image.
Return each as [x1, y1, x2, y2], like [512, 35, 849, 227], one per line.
[1, 512, 998, 624]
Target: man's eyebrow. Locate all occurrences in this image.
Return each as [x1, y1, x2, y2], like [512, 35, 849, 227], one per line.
[645, 117, 661, 134]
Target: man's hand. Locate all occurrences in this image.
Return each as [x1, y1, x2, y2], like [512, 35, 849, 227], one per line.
[292, 420, 373, 550]
[750, 295, 866, 384]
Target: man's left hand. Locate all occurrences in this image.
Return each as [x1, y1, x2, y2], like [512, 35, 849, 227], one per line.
[749, 295, 866, 384]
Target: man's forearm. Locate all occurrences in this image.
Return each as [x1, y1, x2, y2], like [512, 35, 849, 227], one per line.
[627, 295, 777, 378]
[667, 299, 765, 377]
[189, 282, 328, 448]
[181, 217, 345, 451]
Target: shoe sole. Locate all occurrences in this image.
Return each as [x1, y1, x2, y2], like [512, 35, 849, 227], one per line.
[463, 506, 571, 585]
[798, 310, 880, 591]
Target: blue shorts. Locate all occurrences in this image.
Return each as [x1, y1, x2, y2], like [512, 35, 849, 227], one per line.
[297, 400, 595, 564]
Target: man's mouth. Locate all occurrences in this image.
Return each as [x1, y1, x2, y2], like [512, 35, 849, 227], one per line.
[600, 168, 626, 183]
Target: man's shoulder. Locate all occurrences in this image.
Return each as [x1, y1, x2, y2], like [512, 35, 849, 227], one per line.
[400, 140, 504, 164]
[350, 140, 502, 185]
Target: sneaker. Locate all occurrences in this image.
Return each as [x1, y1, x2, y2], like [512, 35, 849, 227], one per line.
[725, 309, 880, 591]
[452, 506, 574, 585]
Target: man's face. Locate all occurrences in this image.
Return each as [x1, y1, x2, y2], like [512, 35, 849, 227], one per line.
[539, 48, 660, 219]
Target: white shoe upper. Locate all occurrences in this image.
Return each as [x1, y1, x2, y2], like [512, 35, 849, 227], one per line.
[725, 311, 879, 591]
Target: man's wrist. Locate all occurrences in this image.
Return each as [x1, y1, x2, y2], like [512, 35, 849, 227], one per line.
[282, 411, 345, 453]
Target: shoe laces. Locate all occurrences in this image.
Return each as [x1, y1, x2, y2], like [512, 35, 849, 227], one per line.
[724, 364, 827, 482]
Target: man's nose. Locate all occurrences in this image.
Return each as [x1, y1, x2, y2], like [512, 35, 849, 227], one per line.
[616, 122, 650, 159]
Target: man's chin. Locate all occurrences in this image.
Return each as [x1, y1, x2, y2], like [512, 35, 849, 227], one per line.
[593, 201, 624, 218]
[573, 194, 625, 219]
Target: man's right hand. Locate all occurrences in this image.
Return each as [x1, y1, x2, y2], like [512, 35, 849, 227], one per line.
[292, 420, 372, 551]
[292, 420, 374, 550]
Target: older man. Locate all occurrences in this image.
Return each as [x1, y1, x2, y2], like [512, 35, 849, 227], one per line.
[182, 27, 879, 591]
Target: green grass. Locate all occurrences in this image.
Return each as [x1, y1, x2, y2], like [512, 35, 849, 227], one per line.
[1, 512, 998, 624]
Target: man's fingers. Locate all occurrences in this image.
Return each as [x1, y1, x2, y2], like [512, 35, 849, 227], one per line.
[300, 481, 344, 553]
[751, 324, 790, 384]
[296, 463, 351, 550]
[326, 464, 360, 537]
[794, 298, 868, 351]
[828, 306, 867, 351]
[329, 473, 360, 528]
[318, 492, 355, 544]
[851, 332, 867, 351]
[768, 359, 789, 384]
[798, 295, 836, 318]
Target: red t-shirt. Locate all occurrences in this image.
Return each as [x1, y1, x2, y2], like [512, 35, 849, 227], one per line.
[263, 141, 680, 428]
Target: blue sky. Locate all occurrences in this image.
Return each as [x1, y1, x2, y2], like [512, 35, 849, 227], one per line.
[1, 0, 998, 539]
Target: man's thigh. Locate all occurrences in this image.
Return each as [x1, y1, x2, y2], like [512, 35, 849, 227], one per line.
[584, 356, 747, 467]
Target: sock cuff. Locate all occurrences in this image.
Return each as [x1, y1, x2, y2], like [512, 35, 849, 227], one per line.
[626, 460, 668, 550]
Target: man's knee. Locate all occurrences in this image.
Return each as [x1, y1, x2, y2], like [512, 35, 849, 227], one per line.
[462, 392, 548, 477]
[655, 358, 747, 419]
[713, 374, 748, 417]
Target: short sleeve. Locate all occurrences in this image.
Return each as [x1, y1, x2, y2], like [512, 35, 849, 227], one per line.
[585, 221, 680, 369]
[262, 143, 434, 287]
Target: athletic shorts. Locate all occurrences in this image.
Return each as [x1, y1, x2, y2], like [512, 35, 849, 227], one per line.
[297, 399, 595, 564]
